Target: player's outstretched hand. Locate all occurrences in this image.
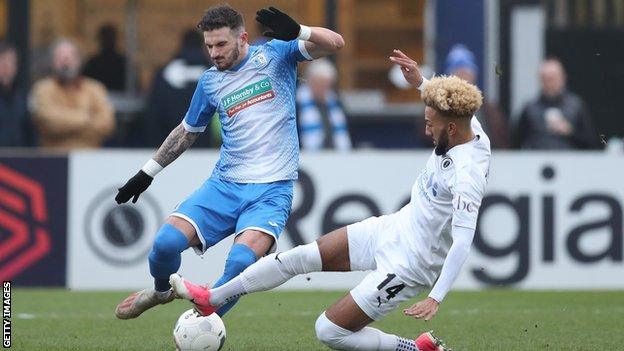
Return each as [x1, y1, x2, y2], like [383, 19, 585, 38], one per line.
[389, 49, 424, 88]
[403, 297, 439, 321]
[115, 170, 153, 204]
[256, 6, 301, 41]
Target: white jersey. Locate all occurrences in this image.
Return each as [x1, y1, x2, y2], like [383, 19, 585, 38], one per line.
[390, 117, 491, 285]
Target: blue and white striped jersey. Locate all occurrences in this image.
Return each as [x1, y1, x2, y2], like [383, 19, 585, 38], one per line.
[183, 39, 312, 183]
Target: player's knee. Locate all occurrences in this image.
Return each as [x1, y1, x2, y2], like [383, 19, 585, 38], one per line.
[275, 242, 322, 275]
[314, 312, 346, 349]
[151, 224, 189, 259]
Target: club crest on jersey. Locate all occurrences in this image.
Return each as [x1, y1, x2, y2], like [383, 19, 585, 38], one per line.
[441, 157, 453, 170]
[252, 53, 268, 67]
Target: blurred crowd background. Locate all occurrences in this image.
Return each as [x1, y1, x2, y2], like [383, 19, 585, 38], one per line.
[1, 0, 623, 152]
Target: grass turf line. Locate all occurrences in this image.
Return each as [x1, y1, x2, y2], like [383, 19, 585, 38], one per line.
[11, 289, 624, 350]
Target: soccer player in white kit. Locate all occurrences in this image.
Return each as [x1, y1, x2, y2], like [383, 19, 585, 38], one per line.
[171, 50, 490, 351]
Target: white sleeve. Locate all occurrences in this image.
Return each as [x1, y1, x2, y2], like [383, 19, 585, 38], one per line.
[417, 77, 430, 92]
[451, 174, 484, 230]
[428, 225, 474, 303]
[298, 40, 313, 61]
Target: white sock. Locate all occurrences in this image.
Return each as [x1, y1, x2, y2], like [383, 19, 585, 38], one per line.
[210, 242, 322, 306]
[395, 336, 420, 351]
[315, 311, 412, 350]
[209, 278, 246, 306]
[356, 327, 403, 350]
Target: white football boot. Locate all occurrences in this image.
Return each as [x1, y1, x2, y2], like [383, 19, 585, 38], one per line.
[115, 288, 175, 319]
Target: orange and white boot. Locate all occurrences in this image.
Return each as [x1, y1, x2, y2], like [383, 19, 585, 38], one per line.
[169, 273, 217, 316]
[415, 331, 452, 351]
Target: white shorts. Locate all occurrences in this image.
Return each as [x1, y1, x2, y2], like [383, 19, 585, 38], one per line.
[346, 215, 425, 320]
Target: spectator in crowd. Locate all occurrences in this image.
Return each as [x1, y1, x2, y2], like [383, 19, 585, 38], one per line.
[296, 58, 351, 151]
[31, 38, 115, 150]
[144, 29, 216, 148]
[83, 24, 127, 92]
[445, 44, 510, 148]
[0, 42, 30, 147]
[514, 58, 599, 150]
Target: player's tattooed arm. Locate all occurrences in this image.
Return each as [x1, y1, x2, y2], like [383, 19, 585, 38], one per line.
[153, 123, 200, 167]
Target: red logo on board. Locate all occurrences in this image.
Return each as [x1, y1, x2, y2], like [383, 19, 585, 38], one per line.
[0, 164, 51, 281]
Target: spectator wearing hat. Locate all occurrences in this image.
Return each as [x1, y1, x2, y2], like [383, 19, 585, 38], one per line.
[445, 44, 510, 149]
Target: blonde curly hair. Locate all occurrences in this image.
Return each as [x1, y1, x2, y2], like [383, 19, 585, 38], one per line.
[422, 76, 483, 119]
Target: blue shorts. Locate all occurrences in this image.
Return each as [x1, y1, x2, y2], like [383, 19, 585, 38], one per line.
[171, 177, 293, 255]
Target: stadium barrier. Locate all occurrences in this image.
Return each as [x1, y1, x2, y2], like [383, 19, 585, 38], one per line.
[2, 151, 622, 290]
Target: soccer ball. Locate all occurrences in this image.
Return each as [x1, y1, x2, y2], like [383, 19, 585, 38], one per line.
[173, 309, 226, 351]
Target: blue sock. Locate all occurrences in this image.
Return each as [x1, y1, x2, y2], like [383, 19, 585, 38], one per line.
[213, 243, 257, 316]
[148, 223, 190, 292]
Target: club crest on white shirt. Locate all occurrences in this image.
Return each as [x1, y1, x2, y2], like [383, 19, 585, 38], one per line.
[441, 156, 453, 170]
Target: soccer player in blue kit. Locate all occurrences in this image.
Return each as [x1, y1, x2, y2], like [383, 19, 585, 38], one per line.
[114, 4, 344, 319]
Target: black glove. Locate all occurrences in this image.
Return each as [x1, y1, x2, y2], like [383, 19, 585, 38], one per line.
[115, 170, 153, 204]
[256, 6, 301, 41]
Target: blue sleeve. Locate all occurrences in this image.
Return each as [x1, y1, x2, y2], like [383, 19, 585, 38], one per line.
[182, 73, 215, 132]
[267, 39, 312, 64]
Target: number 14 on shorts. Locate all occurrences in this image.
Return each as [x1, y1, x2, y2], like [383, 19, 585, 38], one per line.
[376, 273, 406, 307]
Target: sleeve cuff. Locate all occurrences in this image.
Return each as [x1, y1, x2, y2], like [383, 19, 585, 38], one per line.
[182, 119, 207, 133]
[451, 221, 476, 230]
[141, 159, 163, 178]
[417, 77, 430, 91]
[427, 294, 443, 303]
[298, 40, 313, 61]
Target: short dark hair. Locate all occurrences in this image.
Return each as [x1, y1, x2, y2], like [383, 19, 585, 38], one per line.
[197, 4, 244, 32]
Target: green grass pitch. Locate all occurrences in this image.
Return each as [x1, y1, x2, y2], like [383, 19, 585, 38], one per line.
[11, 289, 624, 350]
